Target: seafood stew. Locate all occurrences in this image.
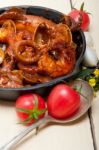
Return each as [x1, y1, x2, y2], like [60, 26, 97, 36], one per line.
[0, 6, 85, 100]
[0, 6, 83, 88]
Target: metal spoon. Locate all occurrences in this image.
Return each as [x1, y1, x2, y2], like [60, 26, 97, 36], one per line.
[0, 79, 93, 150]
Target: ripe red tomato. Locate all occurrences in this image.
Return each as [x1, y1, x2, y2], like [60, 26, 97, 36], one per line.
[69, 9, 90, 31]
[16, 94, 46, 125]
[47, 84, 80, 119]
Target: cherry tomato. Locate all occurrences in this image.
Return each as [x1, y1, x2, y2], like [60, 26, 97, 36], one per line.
[69, 9, 90, 31]
[16, 94, 46, 125]
[47, 84, 80, 119]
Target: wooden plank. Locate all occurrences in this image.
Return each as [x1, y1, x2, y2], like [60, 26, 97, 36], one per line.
[88, 0, 99, 150]
[88, 108, 98, 150]
[0, 100, 94, 150]
[0, 0, 96, 150]
[90, 94, 99, 150]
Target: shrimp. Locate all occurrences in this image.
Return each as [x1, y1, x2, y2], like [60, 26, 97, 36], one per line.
[0, 7, 26, 24]
[37, 23, 75, 78]
[18, 63, 39, 74]
[22, 72, 52, 84]
[0, 20, 15, 71]
[25, 15, 55, 28]
[51, 23, 72, 47]
[0, 70, 23, 88]
[38, 45, 76, 78]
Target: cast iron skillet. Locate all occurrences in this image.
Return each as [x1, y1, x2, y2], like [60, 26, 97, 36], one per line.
[0, 6, 86, 101]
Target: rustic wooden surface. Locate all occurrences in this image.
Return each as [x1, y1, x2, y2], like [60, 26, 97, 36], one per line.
[0, 0, 99, 150]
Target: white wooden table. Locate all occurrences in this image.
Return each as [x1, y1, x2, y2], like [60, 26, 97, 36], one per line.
[0, 0, 99, 150]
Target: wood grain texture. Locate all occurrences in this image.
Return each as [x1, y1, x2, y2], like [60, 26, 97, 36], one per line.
[0, 0, 98, 150]
[0, 100, 94, 150]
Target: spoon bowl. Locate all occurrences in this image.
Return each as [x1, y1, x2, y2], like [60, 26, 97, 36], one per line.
[45, 79, 93, 124]
[0, 79, 93, 150]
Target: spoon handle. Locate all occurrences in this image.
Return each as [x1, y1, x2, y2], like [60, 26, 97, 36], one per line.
[0, 117, 47, 150]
